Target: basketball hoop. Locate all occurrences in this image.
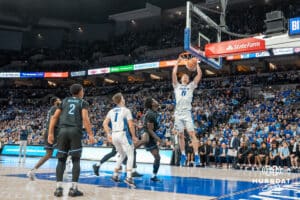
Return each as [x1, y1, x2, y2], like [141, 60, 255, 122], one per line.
[179, 52, 198, 71]
[179, 52, 194, 61]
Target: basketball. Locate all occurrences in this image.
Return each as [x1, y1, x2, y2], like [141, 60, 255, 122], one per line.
[186, 57, 198, 71]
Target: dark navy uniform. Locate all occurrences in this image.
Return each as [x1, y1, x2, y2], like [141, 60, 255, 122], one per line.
[56, 97, 89, 158]
[20, 129, 29, 141]
[143, 109, 160, 151]
[44, 106, 59, 149]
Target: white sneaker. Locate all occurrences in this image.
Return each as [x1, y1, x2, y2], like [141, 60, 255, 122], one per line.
[27, 171, 36, 181]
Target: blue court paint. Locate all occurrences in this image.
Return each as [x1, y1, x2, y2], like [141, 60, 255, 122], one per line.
[7, 170, 263, 197]
[2, 156, 300, 199]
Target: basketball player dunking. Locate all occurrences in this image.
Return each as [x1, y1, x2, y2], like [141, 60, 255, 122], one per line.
[172, 56, 202, 167]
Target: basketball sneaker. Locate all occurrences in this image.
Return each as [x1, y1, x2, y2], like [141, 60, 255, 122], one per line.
[150, 176, 161, 182]
[124, 177, 136, 188]
[92, 164, 100, 176]
[27, 170, 36, 181]
[180, 154, 186, 166]
[54, 187, 63, 197]
[111, 175, 120, 183]
[194, 155, 200, 167]
[68, 188, 83, 197]
[132, 171, 143, 177]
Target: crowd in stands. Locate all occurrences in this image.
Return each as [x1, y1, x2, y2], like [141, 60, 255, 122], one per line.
[0, 0, 299, 169]
[0, 69, 299, 171]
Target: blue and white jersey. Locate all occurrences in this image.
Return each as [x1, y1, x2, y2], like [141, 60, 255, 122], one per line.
[106, 106, 133, 132]
[173, 81, 197, 112]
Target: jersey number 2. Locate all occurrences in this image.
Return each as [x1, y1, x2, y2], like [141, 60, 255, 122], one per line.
[68, 104, 75, 115]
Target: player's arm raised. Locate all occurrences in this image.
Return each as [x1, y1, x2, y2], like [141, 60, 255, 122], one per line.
[48, 109, 61, 144]
[172, 57, 180, 87]
[82, 108, 95, 144]
[193, 61, 202, 85]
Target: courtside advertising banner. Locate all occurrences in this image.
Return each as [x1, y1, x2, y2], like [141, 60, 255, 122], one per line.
[227, 51, 270, 60]
[110, 65, 133, 73]
[44, 72, 68, 78]
[0, 72, 20, 78]
[289, 17, 300, 35]
[1, 145, 172, 164]
[1, 145, 57, 157]
[70, 70, 86, 77]
[134, 62, 159, 70]
[205, 37, 266, 58]
[273, 48, 294, 56]
[20, 72, 44, 78]
[159, 60, 186, 68]
[88, 67, 110, 75]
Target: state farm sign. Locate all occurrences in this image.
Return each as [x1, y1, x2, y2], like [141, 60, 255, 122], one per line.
[205, 38, 266, 58]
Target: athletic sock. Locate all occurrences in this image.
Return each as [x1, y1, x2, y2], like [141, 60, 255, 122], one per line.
[127, 170, 132, 178]
[113, 171, 118, 177]
[181, 151, 186, 155]
[72, 182, 77, 189]
[56, 182, 62, 188]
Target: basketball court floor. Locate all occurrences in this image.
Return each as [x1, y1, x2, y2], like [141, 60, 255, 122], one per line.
[1, 155, 300, 200]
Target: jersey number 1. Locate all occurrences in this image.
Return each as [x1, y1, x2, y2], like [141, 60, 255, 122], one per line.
[114, 112, 119, 122]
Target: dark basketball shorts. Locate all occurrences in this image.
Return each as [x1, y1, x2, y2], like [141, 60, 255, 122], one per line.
[56, 127, 83, 158]
[44, 129, 58, 150]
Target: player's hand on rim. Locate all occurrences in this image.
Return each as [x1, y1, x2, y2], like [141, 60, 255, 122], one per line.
[177, 55, 183, 63]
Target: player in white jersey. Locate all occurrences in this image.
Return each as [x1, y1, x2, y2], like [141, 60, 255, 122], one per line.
[102, 93, 138, 188]
[172, 56, 202, 167]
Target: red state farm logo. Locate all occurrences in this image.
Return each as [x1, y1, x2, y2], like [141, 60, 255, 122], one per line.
[226, 45, 234, 51]
[205, 38, 266, 58]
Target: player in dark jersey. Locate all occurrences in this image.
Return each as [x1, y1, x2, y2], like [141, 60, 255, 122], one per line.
[135, 97, 162, 181]
[27, 96, 61, 180]
[48, 84, 95, 197]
